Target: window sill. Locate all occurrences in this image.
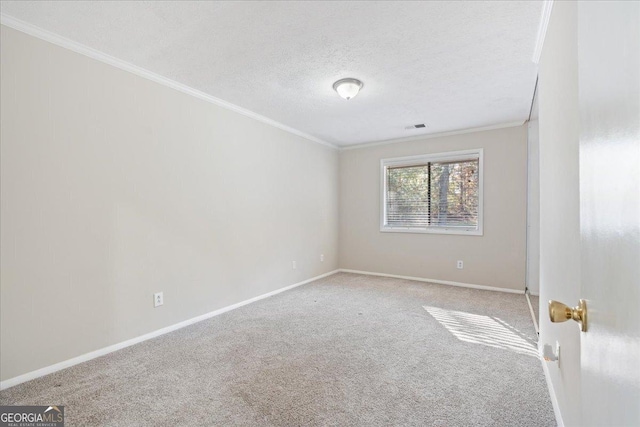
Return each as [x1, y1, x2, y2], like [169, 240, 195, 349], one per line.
[380, 227, 483, 236]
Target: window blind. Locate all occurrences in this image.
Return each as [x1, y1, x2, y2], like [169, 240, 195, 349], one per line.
[386, 159, 479, 229]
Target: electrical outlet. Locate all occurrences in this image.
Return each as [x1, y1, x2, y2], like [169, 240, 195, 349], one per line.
[542, 341, 561, 367]
[456, 260, 464, 269]
[154, 292, 163, 307]
[292, 261, 297, 270]
[320, 254, 324, 262]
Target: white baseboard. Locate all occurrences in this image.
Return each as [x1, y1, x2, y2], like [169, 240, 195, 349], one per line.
[540, 350, 565, 427]
[338, 269, 524, 294]
[0, 268, 520, 390]
[525, 292, 540, 334]
[0, 269, 339, 391]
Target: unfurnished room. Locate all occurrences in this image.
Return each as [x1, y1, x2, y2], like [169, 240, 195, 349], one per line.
[0, 1, 638, 426]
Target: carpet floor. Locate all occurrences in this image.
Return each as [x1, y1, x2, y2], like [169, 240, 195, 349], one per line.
[0, 273, 555, 426]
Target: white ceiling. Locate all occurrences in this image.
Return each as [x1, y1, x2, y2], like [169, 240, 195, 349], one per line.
[0, 1, 544, 147]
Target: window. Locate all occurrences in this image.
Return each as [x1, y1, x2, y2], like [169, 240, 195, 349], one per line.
[380, 149, 483, 235]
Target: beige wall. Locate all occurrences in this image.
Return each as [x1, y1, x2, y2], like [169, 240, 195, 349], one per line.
[339, 125, 527, 291]
[0, 25, 339, 382]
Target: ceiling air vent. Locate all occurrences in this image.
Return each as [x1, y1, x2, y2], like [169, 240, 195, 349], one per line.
[404, 124, 426, 130]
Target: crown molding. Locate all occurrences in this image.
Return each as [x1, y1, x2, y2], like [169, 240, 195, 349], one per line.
[532, 0, 554, 64]
[0, 14, 338, 150]
[339, 121, 525, 151]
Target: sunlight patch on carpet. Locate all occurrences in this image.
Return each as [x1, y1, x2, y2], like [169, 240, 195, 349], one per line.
[424, 306, 539, 358]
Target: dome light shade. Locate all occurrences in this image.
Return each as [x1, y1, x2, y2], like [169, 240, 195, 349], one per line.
[333, 78, 363, 100]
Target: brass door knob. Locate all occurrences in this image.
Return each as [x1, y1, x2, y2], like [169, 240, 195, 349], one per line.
[548, 299, 588, 332]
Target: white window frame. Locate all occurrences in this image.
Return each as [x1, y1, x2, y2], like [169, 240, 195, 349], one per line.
[380, 148, 484, 236]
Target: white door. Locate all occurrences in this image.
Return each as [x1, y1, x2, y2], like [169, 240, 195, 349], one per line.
[578, 2, 640, 425]
[526, 85, 540, 298]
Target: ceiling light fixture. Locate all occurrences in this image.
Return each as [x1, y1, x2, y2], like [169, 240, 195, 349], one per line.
[333, 78, 363, 100]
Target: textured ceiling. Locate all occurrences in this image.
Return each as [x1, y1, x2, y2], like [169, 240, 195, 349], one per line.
[0, 1, 544, 147]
